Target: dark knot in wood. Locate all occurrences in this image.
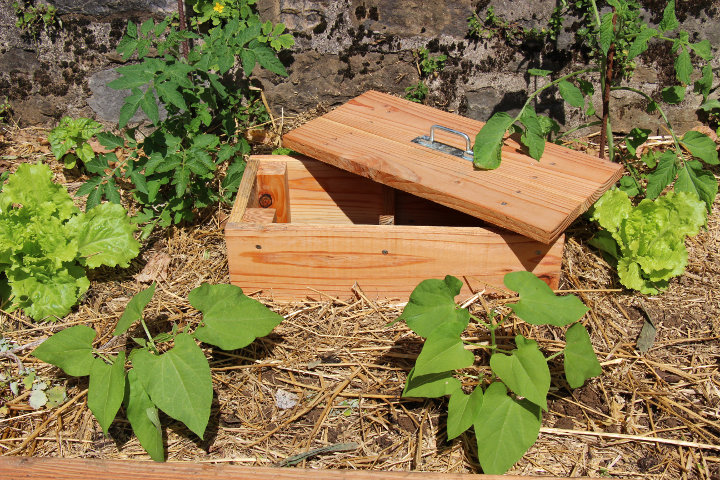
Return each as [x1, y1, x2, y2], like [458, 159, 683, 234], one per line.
[259, 194, 273, 208]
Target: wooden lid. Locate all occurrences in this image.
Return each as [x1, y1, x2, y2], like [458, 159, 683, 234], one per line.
[283, 90, 623, 243]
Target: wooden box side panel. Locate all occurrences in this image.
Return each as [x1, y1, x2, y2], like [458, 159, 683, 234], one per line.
[226, 223, 564, 301]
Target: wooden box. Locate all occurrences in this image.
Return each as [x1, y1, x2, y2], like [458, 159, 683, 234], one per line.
[225, 91, 623, 301]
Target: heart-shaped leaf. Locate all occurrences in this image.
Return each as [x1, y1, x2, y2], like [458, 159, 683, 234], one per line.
[403, 368, 460, 398]
[504, 271, 588, 327]
[32, 325, 96, 376]
[474, 382, 542, 475]
[447, 386, 484, 440]
[125, 369, 164, 461]
[490, 335, 550, 410]
[189, 283, 283, 350]
[414, 330, 475, 377]
[398, 276, 468, 339]
[564, 323, 601, 388]
[131, 333, 212, 439]
[114, 283, 156, 336]
[88, 351, 126, 434]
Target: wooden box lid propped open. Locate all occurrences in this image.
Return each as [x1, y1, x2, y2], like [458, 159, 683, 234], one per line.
[225, 91, 623, 301]
[283, 90, 624, 244]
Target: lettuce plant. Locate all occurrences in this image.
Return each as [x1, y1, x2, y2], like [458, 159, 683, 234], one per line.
[589, 189, 706, 294]
[0, 163, 139, 320]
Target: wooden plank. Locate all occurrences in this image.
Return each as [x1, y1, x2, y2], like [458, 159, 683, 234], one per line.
[0, 457, 602, 480]
[242, 208, 277, 224]
[379, 186, 395, 225]
[283, 90, 623, 243]
[257, 161, 291, 223]
[226, 222, 564, 301]
[228, 157, 260, 224]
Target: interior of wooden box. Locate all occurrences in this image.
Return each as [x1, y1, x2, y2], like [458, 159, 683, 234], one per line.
[237, 155, 491, 228]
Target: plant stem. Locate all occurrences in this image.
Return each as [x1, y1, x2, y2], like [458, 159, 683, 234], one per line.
[516, 68, 597, 125]
[177, 0, 188, 59]
[599, 8, 617, 160]
[611, 86, 684, 156]
[557, 120, 602, 140]
[140, 317, 157, 352]
[469, 313, 491, 330]
[546, 350, 564, 361]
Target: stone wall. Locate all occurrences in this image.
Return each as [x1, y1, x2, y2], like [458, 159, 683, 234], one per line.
[0, 0, 718, 135]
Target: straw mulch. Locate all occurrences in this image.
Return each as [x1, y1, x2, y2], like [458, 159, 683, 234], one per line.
[0, 124, 718, 479]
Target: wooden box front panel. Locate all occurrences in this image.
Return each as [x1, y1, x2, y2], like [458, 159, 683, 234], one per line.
[225, 155, 564, 301]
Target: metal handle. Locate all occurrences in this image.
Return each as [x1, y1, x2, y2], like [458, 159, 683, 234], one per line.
[429, 125, 473, 155]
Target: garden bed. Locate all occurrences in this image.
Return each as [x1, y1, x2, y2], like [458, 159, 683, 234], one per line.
[0, 124, 719, 479]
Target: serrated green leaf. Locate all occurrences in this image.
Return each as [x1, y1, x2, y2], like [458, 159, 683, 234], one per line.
[71, 202, 139, 269]
[628, 27, 657, 60]
[699, 99, 720, 112]
[156, 81, 187, 111]
[140, 18, 154, 36]
[557, 80, 584, 108]
[504, 272, 588, 327]
[490, 335, 550, 410]
[32, 325, 96, 376]
[131, 333, 212, 439]
[474, 382, 542, 475]
[140, 88, 160, 125]
[619, 175, 639, 197]
[189, 283, 283, 350]
[402, 368, 461, 398]
[680, 131, 719, 165]
[240, 49, 256, 76]
[96, 132, 125, 150]
[599, 12, 615, 55]
[675, 160, 718, 211]
[114, 283, 156, 336]
[662, 86, 685, 104]
[414, 330, 474, 377]
[104, 177, 122, 204]
[447, 386, 484, 440]
[645, 151, 678, 199]
[398, 276, 468, 338]
[88, 351, 126, 434]
[118, 88, 144, 129]
[250, 43, 287, 76]
[564, 323, 601, 388]
[528, 69, 552, 77]
[674, 48, 692, 85]
[659, 0, 679, 32]
[125, 369, 164, 461]
[474, 112, 513, 170]
[695, 65, 714, 100]
[689, 39, 713, 61]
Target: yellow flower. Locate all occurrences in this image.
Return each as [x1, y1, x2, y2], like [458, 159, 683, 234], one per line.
[213, 2, 224, 13]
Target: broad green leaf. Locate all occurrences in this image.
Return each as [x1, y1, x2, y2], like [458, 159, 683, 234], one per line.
[695, 65, 714, 100]
[156, 81, 187, 111]
[519, 107, 545, 160]
[397, 276, 468, 338]
[474, 112, 513, 170]
[189, 283, 283, 350]
[140, 88, 160, 125]
[662, 86, 685, 104]
[474, 382, 542, 475]
[680, 131, 719, 165]
[699, 99, 720, 112]
[587, 229, 619, 262]
[690, 39, 713, 61]
[131, 333, 212, 439]
[504, 271, 588, 327]
[240, 49, 256, 76]
[447, 386, 484, 440]
[619, 176, 640, 198]
[32, 325, 96, 376]
[563, 323, 601, 388]
[118, 88, 144, 129]
[490, 335, 550, 410]
[659, 0, 679, 32]
[70, 202, 139, 269]
[675, 160, 718, 212]
[0, 163, 77, 220]
[627, 27, 657, 60]
[96, 132, 125, 150]
[402, 368, 460, 398]
[645, 151, 677, 200]
[557, 80, 584, 108]
[125, 369, 164, 461]
[674, 48, 691, 85]
[88, 351, 126, 434]
[590, 189, 631, 232]
[528, 69, 551, 77]
[599, 12, 615, 55]
[625, 127, 650, 157]
[115, 283, 156, 336]
[8, 263, 90, 321]
[414, 330, 474, 377]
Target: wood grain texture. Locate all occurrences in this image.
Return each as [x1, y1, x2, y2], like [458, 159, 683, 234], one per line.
[283, 90, 624, 244]
[228, 157, 260, 224]
[242, 208, 277, 224]
[0, 457, 602, 480]
[226, 155, 564, 301]
[257, 161, 290, 223]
